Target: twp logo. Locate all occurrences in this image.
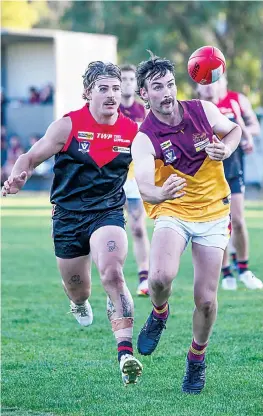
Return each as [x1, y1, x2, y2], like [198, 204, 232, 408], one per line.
[97, 133, 113, 139]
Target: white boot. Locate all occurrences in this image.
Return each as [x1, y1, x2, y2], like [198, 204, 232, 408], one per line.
[222, 277, 237, 291]
[69, 300, 93, 326]
[136, 279, 149, 296]
[239, 271, 263, 290]
[119, 354, 143, 385]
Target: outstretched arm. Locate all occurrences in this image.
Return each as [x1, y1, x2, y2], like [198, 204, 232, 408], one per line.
[230, 99, 254, 153]
[2, 117, 71, 196]
[201, 100, 242, 161]
[238, 93, 260, 137]
[131, 132, 186, 204]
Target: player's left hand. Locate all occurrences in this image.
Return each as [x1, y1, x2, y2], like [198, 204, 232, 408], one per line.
[241, 137, 254, 154]
[205, 136, 231, 161]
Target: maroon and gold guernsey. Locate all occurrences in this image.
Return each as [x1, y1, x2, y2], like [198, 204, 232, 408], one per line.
[50, 104, 138, 212]
[140, 100, 230, 222]
[119, 101, 146, 123]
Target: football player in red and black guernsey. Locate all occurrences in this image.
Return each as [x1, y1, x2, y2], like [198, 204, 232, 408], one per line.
[119, 64, 150, 297]
[2, 61, 143, 385]
[197, 80, 262, 291]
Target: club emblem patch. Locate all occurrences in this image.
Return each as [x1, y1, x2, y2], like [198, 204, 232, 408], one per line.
[192, 133, 210, 152]
[78, 141, 90, 154]
[164, 148, 176, 164]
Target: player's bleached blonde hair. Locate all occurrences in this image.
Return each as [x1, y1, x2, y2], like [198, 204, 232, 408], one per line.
[82, 61, 121, 100]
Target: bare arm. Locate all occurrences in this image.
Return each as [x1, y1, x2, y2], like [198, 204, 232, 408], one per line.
[201, 100, 242, 160]
[131, 132, 186, 204]
[230, 99, 254, 153]
[2, 117, 71, 196]
[238, 93, 260, 136]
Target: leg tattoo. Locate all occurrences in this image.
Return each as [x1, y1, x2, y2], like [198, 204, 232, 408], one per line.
[107, 296, 117, 320]
[107, 240, 119, 252]
[120, 294, 132, 317]
[68, 274, 83, 285]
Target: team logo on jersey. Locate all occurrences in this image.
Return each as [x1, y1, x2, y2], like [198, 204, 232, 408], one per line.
[78, 141, 90, 154]
[78, 131, 94, 140]
[164, 148, 176, 164]
[160, 140, 172, 151]
[192, 132, 210, 152]
[97, 133, 113, 139]
[112, 146, 130, 154]
[114, 135, 130, 143]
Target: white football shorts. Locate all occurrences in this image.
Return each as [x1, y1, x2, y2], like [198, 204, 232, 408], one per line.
[154, 215, 231, 250]
[124, 178, 141, 200]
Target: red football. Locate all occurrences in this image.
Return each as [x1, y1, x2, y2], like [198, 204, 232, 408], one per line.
[188, 46, 226, 85]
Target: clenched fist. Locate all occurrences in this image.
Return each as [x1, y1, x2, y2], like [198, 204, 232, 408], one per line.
[160, 173, 187, 200]
[205, 135, 231, 161]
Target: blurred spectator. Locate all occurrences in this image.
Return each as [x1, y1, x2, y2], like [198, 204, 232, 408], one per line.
[1, 87, 8, 124]
[28, 86, 40, 104]
[1, 126, 8, 184]
[27, 132, 54, 177]
[39, 83, 54, 104]
[2, 134, 24, 177]
[28, 133, 41, 150]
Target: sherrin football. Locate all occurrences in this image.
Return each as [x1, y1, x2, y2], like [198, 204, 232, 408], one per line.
[188, 45, 226, 85]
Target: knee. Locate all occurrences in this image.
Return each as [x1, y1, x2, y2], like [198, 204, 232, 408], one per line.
[232, 216, 245, 233]
[131, 223, 144, 239]
[65, 285, 91, 303]
[150, 270, 175, 292]
[100, 264, 125, 288]
[76, 288, 91, 303]
[195, 298, 217, 317]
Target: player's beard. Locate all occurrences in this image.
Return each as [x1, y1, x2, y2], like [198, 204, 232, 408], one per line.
[159, 98, 175, 115]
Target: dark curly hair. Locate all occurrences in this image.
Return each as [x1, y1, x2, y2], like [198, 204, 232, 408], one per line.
[120, 64, 136, 74]
[136, 51, 175, 108]
[82, 61, 121, 100]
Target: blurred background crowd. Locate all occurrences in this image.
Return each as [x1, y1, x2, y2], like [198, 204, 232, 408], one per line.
[1, 84, 54, 185]
[1, 1, 263, 192]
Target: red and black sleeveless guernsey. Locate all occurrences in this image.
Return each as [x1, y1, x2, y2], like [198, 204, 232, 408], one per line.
[217, 91, 244, 119]
[139, 100, 230, 222]
[50, 105, 138, 212]
[217, 92, 243, 180]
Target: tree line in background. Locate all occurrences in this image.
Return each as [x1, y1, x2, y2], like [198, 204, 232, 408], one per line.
[2, 0, 263, 104]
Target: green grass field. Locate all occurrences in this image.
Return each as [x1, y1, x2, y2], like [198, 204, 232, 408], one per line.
[1, 194, 263, 416]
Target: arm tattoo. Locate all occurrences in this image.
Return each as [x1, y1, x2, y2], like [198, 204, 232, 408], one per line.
[107, 240, 119, 252]
[120, 294, 132, 317]
[107, 296, 116, 320]
[68, 275, 83, 285]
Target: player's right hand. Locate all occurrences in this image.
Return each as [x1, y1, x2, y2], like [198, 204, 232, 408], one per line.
[1, 172, 27, 196]
[160, 174, 187, 200]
